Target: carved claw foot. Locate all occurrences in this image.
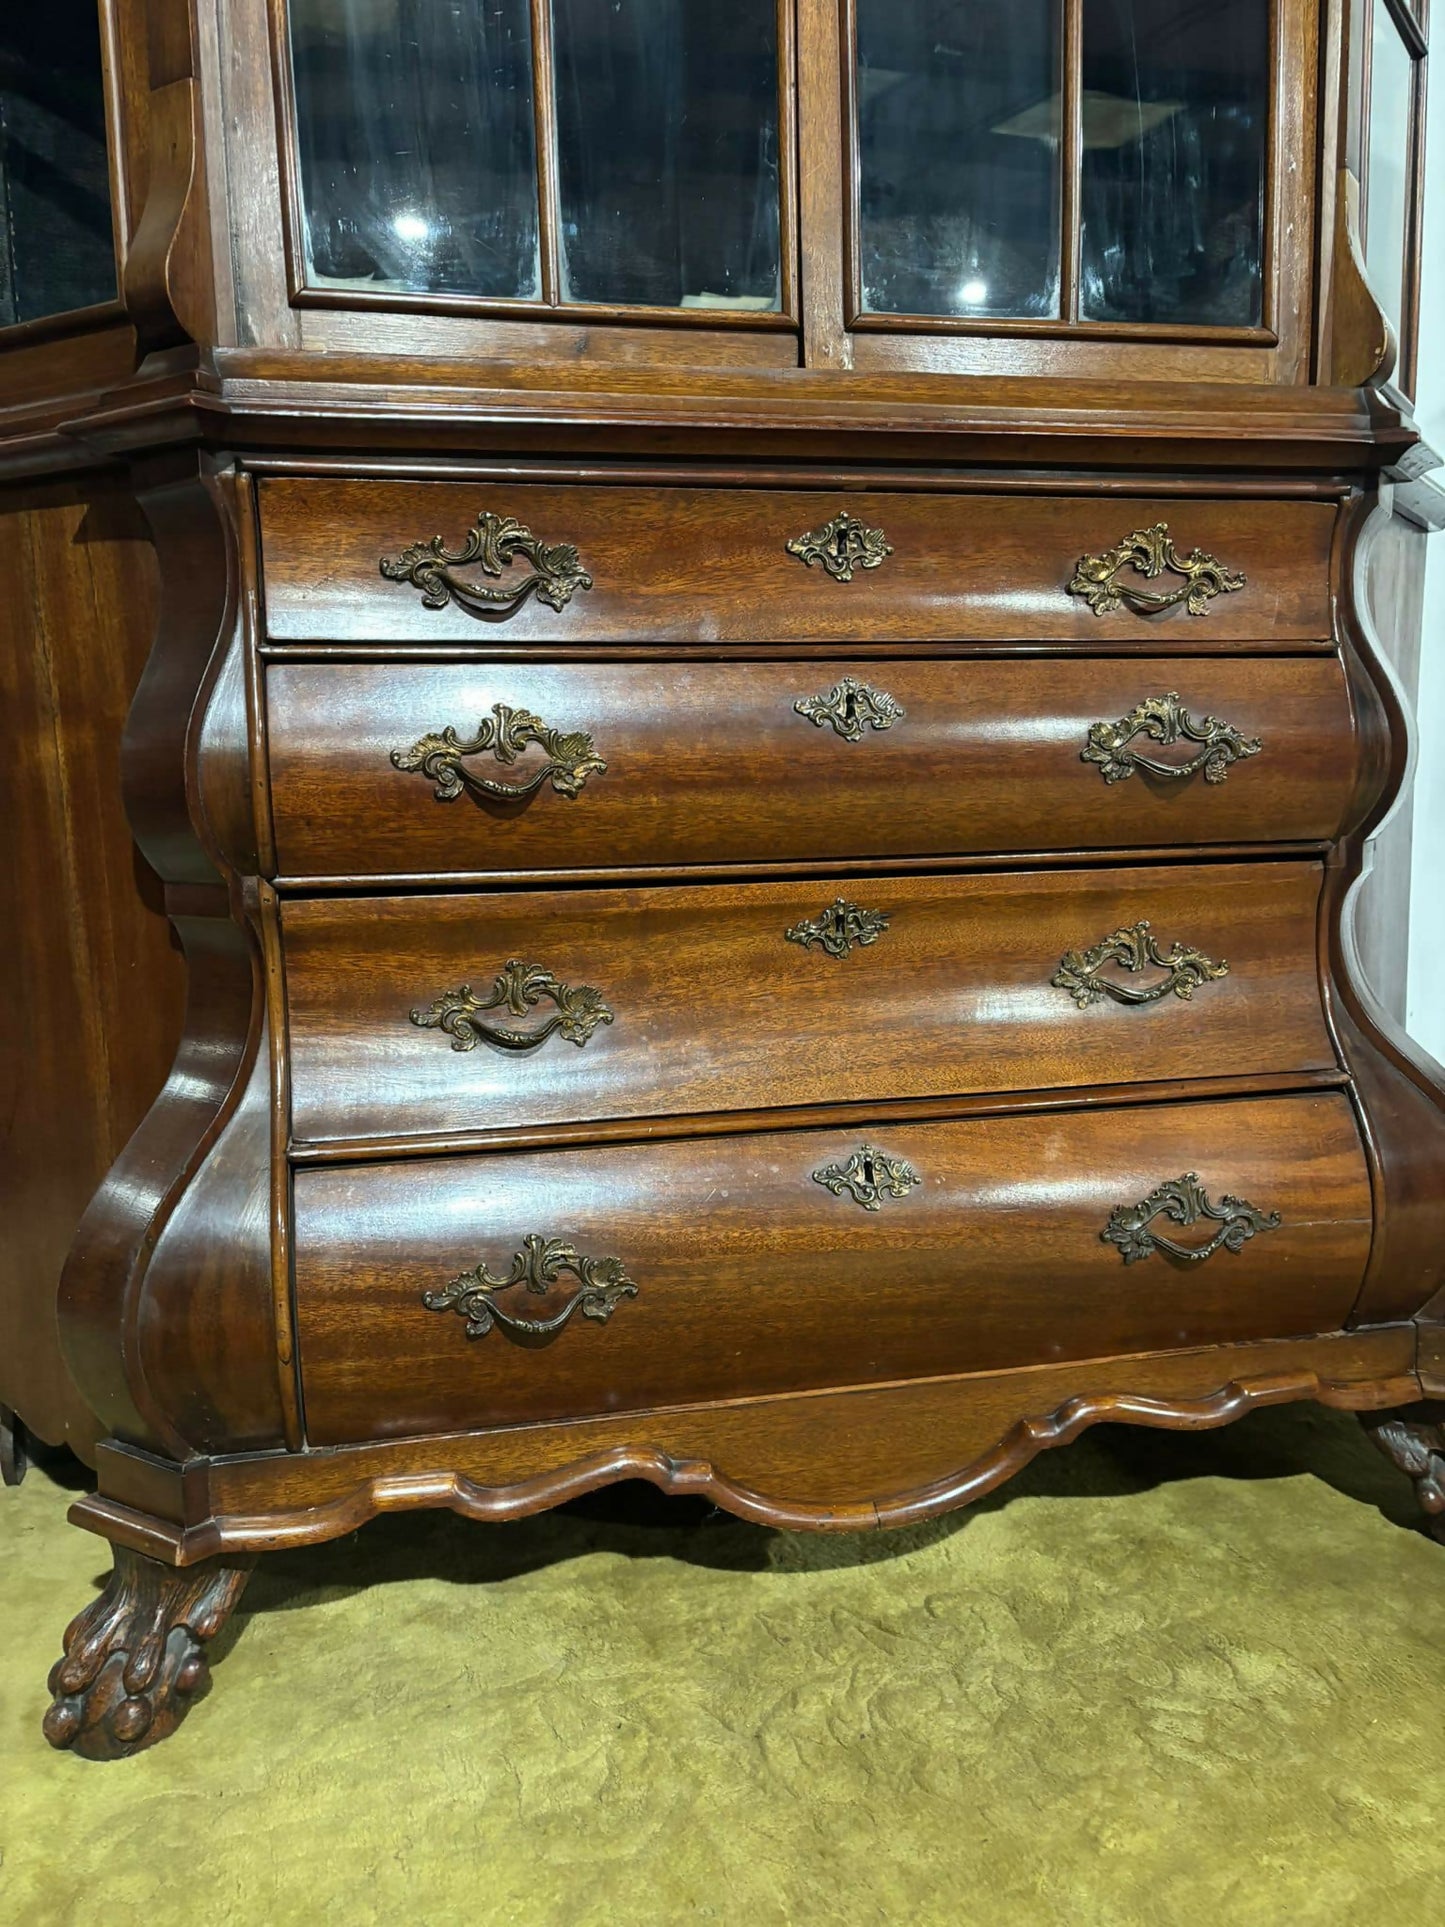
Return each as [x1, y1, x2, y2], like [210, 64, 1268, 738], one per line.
[0, 1405, 26, 1486]
[1361, 1403, 1445, 1543]
[44, 1546, 254, 1759]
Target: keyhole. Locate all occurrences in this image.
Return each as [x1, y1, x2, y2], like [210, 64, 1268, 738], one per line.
[842, 688, 858, 727]
[860, 1150, 878, 1187]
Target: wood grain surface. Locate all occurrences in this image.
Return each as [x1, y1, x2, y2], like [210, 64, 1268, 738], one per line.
[0, 476, 182, 1456]
[85, 1324, 1418, 1555]
[0, 0, 1440, 1768]
[265, 654, 1355, 880]
[281, 862, 1336, 1146]
[293, 1092, 1373, 1445]
[258, 478, 1336, 645]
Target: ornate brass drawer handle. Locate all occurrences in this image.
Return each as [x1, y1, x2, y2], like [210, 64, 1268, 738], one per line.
[1082, 693, 1262, 785]
[380, 510, 593, 619]
[423, 1234, 638, 1341]
[794, 677, 905, 742]
[410, 961, 614, 1053]
[785, 510, 892, 583]
[1102, 1173, 1281, 1266]
[391, 702, 606, 802]
[812, 1144, 920, 1212]
[1068, 522, 1246, 618]
[1053, 921, 1229, 1009]
[785, 899, 891, 957]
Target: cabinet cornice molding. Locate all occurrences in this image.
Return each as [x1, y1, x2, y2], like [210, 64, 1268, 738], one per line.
[34, 365, 1420, 478]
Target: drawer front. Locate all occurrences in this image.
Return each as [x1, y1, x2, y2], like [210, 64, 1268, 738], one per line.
[258, 479, 1335, 647]
[293, 1094, 1372, 1446]
[282, 862, 1335, 1147]
[266, 656, 1356, 880]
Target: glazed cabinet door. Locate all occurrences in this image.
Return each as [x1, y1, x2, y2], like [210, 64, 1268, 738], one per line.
[276, 0, 797, 331]
[0, 3, 120, 332]
[260, 0, 1318, 376]
[805, 0, 1320, 380]
[1352, 0, 1430, 394]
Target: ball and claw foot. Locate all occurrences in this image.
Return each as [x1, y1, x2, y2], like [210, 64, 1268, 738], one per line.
[1, 1404, 27, 1487]
[44, 1545, 254, 1759]
[1361, 1403, 1445, 1543]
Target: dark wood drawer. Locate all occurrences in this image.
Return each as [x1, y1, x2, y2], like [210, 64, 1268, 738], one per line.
[258, 478, 1335, 647]
[265, 655, 1356, 881]
[282, 862, 1335, 1148]
[293, 1093, 1372, 1446]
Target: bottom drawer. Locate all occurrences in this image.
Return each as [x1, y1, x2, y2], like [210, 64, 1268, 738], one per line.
[293, 1093, 1372, 1447]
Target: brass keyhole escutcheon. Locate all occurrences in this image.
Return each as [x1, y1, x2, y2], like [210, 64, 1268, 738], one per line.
[811, 1144, 921, 1211]
[786, 510, 893, 583]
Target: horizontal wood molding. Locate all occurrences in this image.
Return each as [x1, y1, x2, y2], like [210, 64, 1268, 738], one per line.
[35, 362, 1418, 475]
[78, 1323, 1420, 1563]
[284, 1071, 1356, 1169]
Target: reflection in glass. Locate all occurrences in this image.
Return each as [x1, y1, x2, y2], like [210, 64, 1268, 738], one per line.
[1079, 0, 1267, 326]
[1364, 0, 1413, 338]
[855, 0, 1061, 319]
[552, 0, 781, 311]
[0, 1, 116, 328]
[288, 0, 541, 301]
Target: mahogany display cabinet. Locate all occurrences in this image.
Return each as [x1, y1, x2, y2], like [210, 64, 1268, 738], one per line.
[2, 0, 1444, 1759]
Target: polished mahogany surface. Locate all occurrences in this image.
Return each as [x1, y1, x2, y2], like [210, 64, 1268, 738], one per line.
[292, 1092, 1373, 1445]
[265, 655, 1356, 881]
[0, 475, 180, 1458]
[282, 862, 1335, 1146]
[1, 0, 1441, 1765]
[258, 478, 1337, 646]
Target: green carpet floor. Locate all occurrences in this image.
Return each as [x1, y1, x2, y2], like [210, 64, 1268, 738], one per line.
[4, 1404, 1445, 1925]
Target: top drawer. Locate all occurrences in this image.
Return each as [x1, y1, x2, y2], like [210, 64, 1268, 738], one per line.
[257, 479, 1337, 648]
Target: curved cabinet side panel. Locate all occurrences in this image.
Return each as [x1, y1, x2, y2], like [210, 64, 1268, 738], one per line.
[58, 463, 278, 1456]
[0, 477, 184, 1458]
[135, 1013, 287, 1454]
[1335, 994, 1445, 1324]
[59, 913, 260, 1453]
[121, 465, 243, 885]
[1328, 492, 1445, 1327]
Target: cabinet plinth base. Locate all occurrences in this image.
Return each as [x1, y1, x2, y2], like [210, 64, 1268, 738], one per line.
[43, 1546, 254, 1760]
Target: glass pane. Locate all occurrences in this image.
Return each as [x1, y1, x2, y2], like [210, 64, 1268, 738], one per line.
[552, 0, 781, 311]
[1079, 0, 1268, 327]
[1364, 0, 1414, 337]
[0, 1, 116, 329]
[288, 0, 541, 302]
[855, 0, 1062, 320]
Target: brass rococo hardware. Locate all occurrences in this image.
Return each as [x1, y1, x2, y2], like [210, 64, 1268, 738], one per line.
[1082, 693, 1262, 785]
[785, 899, 891, 957]
[1052, 921, 1229, 1009]
[410, 962, 614, 1053]
[1101, 1173, 1281, 1266]
[1068, 522, 1247, 618]
[391, 703, 607, 802]
[380, 510, 593, 619]
[812, 1144, 921, 1212]
[786, 510, 893, 582]
[422, 1234, 638, 1341]
[794, 676, 905, 742]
